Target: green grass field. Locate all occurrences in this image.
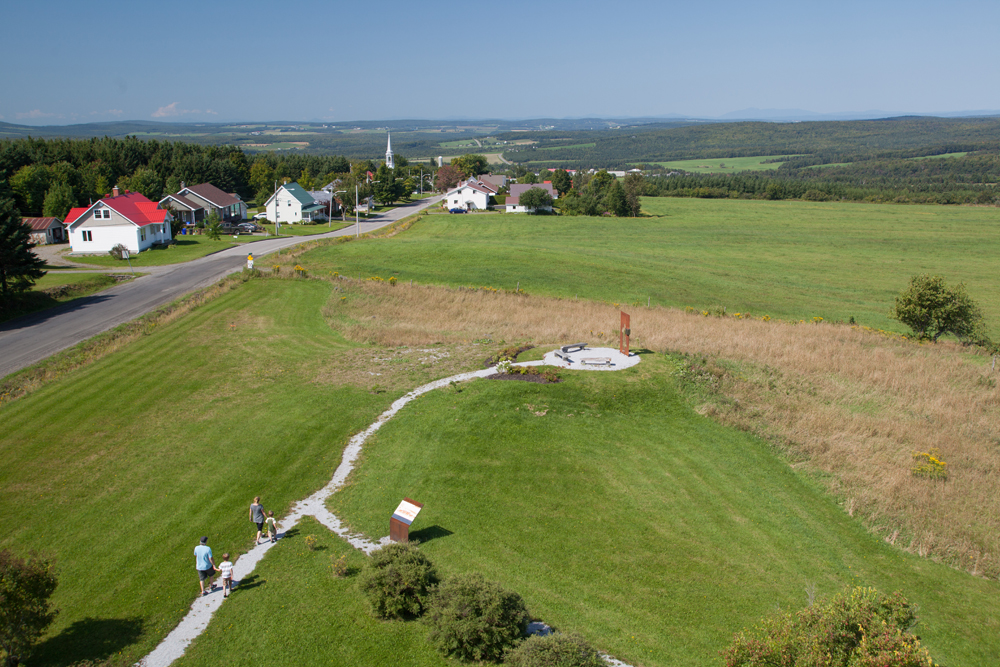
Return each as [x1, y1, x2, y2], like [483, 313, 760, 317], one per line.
[908, 151, 969, 160]
[647, 155, 799, 173]
[0, 279, 397, 665]
[294, 197, 1000, 337]
[69, 237, 244, 267]
[259, 222, 349, 236]
[327, 359, 1000, 666]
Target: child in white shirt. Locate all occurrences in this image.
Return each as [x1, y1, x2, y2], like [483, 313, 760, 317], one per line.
[265, 511, 279, 543]
[218, 553, 234, 598]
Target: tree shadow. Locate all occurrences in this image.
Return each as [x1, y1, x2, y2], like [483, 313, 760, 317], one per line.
[32, 616, 144, 667]
[630, 348, 654, 356]
[408, 525, 454, 544]
[281, 527, 300, 540]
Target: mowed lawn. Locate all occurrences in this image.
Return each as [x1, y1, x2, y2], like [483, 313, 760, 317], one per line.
[328, 358, 1000, 666]
[297, 197, 1000, 336]
[0, 279, 396, 666]
[69, 236, 249, 267]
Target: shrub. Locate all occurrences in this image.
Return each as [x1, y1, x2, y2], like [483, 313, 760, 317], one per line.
[504, 632, 604, 667]
[331, 554, 349, 578]
[425, 572, 529, 662]
[108, 243, 130, 260]
[891, 274, 986, 343]
[723, 586, 936, 667]
[359, 542, 438, 619]
[303, 535, 318, 551]
[0, 550, 58, 667]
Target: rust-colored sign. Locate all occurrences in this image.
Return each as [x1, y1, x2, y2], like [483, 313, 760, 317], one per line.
[390, 497, 423, 543]
[620, 311, 630, 356]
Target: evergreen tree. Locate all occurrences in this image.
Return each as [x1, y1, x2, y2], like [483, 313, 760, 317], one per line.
[605, 179, 628, 217]
[0, 199, 47, 302]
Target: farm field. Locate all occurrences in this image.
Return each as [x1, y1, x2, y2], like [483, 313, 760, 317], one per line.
[648, 154, 800, 173]
[5, 273, 999, 666]
[297, 197, 1000, 337]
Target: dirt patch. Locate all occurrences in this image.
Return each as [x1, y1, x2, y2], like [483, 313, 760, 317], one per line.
[312, 345, 486, 393]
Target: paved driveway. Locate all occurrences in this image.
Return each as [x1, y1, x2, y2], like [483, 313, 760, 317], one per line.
[0, 196, 442, 380]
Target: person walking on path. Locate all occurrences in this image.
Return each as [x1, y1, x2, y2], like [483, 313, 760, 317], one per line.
[218, 553, 234, 598]
[194, 536, 218, 597]
[265, 511, 278, 543]
[250, 496, 266, 545]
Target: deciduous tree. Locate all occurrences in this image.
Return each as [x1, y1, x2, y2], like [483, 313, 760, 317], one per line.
[891, 274, 988, 343]
[451, 154, 488, 178]
[0, 549, 58, 667]
[434, 165, 462, 192]
[549, 169, 572, 196]
[519, 187, 553, 212]
[42, 182, 75, 219]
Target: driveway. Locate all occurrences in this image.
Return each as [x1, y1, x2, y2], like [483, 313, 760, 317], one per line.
[0, 196, 442, 380]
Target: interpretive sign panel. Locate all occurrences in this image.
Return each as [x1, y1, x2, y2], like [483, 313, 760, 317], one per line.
[390, 497, 424, 542]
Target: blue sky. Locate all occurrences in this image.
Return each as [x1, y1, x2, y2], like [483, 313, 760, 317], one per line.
[4, 0, 1000, 125]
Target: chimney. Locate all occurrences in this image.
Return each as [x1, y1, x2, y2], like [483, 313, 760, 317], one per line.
[112, 186, 120, 197]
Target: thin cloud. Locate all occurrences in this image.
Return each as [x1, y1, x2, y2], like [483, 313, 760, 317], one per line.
[16, 109, 60, 120]
[91, 109, 123, 116]
[152, 102, 209, 118]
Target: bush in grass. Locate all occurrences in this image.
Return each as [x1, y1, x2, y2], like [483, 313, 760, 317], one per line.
[359, 542, 438, 619]
[425, 573, 529, 662]
[504, 632, 604, 667]
[722, 586, 936, 667]
[0, 550, 58, 667]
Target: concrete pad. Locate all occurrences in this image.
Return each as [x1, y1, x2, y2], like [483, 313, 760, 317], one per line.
[542, 346, 641, 371]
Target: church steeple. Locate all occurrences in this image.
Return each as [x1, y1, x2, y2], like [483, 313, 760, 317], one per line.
[385, 132, 394, 169]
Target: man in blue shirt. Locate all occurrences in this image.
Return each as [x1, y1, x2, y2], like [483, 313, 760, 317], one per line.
[194, 536, 218, 597]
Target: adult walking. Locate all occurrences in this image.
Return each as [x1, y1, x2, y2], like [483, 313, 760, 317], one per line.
[194, 536, 218, 597]
[250, 496, 265, 545]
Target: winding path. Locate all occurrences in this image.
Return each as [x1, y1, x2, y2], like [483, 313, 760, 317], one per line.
[140, 350, 638, 667]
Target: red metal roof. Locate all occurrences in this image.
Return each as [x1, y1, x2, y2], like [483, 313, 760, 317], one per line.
[103, 192, 168, 227]
[64, 207, 88, 225]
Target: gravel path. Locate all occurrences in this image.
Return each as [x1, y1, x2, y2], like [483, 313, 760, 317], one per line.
[138, 357, 637, 667]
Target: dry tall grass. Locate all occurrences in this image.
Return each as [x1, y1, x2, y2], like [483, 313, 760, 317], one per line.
[331, 279, 1000, 578]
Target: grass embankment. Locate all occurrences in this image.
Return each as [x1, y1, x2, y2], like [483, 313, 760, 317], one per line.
[293, 197, 1000, 337]
[174, 517, 449, 667]
[70, 237, 243, 267]
[259, 222, 349, 236]
[0, 273, 131, 324]
[648, 154, 799, 172]
[0, 278, 413, 665]
[327, 357, 1000, 666]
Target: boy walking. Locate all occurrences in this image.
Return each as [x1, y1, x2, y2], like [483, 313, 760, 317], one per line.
[218, 553, 234, 598]
[265, 511, 278, 543]
[194, 536, 218, 597]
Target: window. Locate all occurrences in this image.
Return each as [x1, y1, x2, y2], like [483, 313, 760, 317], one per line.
[140, 228, 146, 242]
[94, 209, 110, 219]
[82, 230, 93, 242]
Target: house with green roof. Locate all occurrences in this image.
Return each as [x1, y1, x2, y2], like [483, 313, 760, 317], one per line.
[263, 182, 328, 223]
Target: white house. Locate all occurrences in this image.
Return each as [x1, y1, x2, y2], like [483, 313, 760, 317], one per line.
[263, 182, 327, 223]
[444, 180, 493, 211]
[64, 188, 172, 254]
[506, 183, 557, 213]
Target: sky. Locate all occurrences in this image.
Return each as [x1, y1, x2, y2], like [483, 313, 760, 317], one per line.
[3, 0, 1000, 125]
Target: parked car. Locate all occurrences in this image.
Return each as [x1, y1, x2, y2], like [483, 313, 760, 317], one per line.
[238, 222, 263, 234]
[219, 222, 239, 234]
[449, 208, 467, 214]
[253, 212, 268, 220]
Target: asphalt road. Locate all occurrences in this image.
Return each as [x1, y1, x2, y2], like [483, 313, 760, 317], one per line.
[0, 196, 442, 380]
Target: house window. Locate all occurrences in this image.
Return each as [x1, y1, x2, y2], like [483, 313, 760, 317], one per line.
[82, 230, 93, 242]
[140, 228, 146, 242]
[94, 209, 110, 219]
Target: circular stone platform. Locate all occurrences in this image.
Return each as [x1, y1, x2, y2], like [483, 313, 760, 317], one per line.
[542, 346, 641, 371]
